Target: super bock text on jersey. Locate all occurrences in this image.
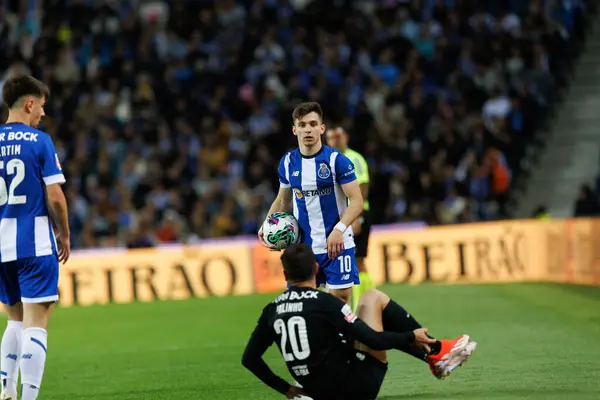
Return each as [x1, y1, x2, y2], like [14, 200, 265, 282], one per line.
[0, 123, 65, 305]
[278, 145, 360, 289]
[242, 287, 417, 400]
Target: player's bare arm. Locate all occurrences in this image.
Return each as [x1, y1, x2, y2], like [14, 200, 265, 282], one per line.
[258, 186, 293, 249]
[352, 182, 368, 235]
[45, 184, 70, 263]
[325, 179, 363, 259]
[358, 183, 369, 206]
[267, 185, 293, 216]
[339, 179, 363, 235]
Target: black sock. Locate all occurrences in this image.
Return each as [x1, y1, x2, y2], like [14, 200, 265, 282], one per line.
[428, 338, 442, 355]
[382, 300, 438, 362]
[382, 300, 423, 331]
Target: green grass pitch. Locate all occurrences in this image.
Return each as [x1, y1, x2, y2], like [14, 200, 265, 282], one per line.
[6, 283, 600, 399]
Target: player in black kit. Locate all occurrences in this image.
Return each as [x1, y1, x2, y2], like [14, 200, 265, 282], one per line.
[242, 244, 477, 400]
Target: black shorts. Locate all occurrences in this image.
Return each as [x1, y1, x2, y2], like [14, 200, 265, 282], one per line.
[305, 351, 388, 400]
[354, 210, 372, 258]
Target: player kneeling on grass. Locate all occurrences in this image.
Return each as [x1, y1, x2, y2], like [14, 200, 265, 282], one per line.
[242, 244, 477, 400]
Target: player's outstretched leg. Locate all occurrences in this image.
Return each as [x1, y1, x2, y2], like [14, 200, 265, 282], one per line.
[356, 289, 477, 380]
[0, 304, 23, 400]
[377, 291, 433, 363]
[19, 302, 52, 400]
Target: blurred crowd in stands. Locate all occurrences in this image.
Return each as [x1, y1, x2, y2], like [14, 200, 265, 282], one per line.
[574, 173, 600, 217]
[0, 0, 589, 248]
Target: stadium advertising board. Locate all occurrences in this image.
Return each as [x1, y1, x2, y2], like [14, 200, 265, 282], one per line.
[252, 245, 287, 294]
[366, 218, 600, 286]
[366, 220, 536, 285]
[58, 244, 254, 307]
[60, 219, 600, 307]
[252, 220, 538, 289]
[539, 218, 600, 286]
[252, 218, 600, 291]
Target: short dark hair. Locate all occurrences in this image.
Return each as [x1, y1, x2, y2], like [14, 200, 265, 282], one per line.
[2, 75, 50, 109]
[281, 243, 316, 283]
[292, 102, 323, 123]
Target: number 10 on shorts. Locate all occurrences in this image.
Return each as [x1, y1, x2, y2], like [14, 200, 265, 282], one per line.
[338, 255, 352, 273]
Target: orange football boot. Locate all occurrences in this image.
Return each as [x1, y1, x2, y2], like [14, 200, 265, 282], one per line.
[427, 334, 477, 380]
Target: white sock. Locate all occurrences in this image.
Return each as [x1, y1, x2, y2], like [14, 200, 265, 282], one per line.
[19, 328, 48, 400]
[0, 321, 22, 398]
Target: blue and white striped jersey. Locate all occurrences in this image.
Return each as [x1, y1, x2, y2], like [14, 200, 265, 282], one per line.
[0, 123, 65, 262]
[278, 145, 357, 255]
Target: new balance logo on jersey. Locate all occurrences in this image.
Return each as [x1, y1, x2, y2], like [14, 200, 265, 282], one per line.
[292, 171, 299, 176]
[0, 131, 39, 142]
[5, 354, 17, 360]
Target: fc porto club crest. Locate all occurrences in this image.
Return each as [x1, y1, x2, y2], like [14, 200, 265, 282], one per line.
[318, 162, 331, 179]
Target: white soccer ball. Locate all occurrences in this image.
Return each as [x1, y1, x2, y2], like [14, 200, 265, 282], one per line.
[261, 212, 302, 250]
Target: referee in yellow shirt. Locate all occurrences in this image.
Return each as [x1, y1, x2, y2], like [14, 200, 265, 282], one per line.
[326, 127, 375, 312]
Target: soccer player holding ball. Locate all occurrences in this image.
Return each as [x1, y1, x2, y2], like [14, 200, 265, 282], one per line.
[258, 102, 363, 306]
[326, 126, 374, 312]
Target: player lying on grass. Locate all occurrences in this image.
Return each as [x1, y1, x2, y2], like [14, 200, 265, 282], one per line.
[242, 244, 477, 400]
[258, 102, 363, 306]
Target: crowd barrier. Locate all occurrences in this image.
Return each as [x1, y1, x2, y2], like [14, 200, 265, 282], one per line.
[58, 218, 600, 307]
